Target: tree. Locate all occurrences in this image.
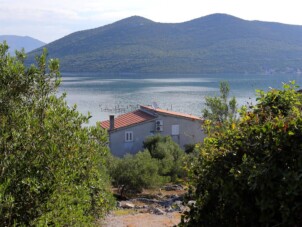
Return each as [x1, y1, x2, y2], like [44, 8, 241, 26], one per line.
[0, 42, 114, 226]
[181, 81, 302, 226]
[107, 135, 189, 197]
[143, 135, 186, 181]
[202, 81, 237, 123]
[107, 151, 164, 197]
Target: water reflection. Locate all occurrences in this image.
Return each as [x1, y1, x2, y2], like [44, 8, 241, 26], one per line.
[59, 73, 302, 126]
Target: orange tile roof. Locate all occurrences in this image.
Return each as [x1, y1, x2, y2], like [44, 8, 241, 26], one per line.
[100, 109, 156, 130]
[140, 105, 202, 121]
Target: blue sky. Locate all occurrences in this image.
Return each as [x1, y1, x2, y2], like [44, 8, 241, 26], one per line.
[1, 0, 302, 43]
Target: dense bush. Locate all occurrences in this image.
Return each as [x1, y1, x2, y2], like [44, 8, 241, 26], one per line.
[0, 43, 114, 226]
[107, 151, 165, 196]
[181, 82, 302, 226]
[143, 135, 186, 181]
[183, 144, 196, 154]
[107, 135, 190, 196]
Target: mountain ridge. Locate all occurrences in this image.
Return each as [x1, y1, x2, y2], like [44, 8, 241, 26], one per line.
[27, 14, 302, 74]
[0, 35, 45, 55]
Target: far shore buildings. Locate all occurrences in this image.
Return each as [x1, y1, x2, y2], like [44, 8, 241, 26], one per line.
[100, 105, 205, 157]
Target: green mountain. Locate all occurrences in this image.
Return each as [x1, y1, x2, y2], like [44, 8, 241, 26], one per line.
[0, 35, 45, 55]
[27, 14, 302, 74]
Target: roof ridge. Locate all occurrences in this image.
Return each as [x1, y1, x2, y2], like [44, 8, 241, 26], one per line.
[140, 105, 202, 121]
[100, 108, 156, 130]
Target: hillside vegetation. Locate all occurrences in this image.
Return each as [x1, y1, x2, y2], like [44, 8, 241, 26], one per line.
[27, 14, 302, 74]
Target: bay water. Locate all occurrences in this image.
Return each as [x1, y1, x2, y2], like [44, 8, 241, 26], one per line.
[59, 73, 302, 126]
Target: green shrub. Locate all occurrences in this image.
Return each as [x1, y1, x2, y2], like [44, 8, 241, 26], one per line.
[181, 82, 302, 226]
[107, 151, 165, 196]
[183, 144, 196, 154]
[0, 42, 114, 226]
[143, 134, 186, 181]
[107, 135, 190, 196]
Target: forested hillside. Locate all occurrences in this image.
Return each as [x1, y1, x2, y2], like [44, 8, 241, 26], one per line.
[27, 14, 302, 74]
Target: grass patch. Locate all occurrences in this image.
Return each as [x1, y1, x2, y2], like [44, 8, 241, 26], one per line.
[112, 209, 139, 216]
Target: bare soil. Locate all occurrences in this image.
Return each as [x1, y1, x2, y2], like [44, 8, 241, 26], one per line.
[100, 186, 186, 227]
[101, 212, 181, 227]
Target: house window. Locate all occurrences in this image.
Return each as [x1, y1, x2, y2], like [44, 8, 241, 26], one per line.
[171, 125, 180, 135]
[125, 131, 133, 142]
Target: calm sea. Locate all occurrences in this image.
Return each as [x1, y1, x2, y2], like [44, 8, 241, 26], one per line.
[59, 73, 302, 126]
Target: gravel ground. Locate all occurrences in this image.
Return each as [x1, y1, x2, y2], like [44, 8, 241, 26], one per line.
[100, 186, 185, 226]
[101, 212, 181, 227]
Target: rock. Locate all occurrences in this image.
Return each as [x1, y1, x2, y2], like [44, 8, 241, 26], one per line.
[174, 201, 182, 206]
[132, 198, 160, 204]
[155, 194, 163, 200]
[159, 195, 183, 207]
[153, 207, 165, 215]
[120, 202, 135, 209]
[170, 202, 182, 212]
[188, 200, 196, 207]
[163, 184, 183, 191]
[165, 206, 174, 212]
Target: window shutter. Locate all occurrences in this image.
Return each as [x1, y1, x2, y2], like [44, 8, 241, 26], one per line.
[172, 125, 180, 135]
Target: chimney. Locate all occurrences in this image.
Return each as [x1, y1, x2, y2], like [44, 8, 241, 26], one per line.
[109, 115, 115, 130]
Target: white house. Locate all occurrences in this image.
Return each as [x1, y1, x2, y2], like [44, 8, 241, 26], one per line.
[100, 105, 205, 157]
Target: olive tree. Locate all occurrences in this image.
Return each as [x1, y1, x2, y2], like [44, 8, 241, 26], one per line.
[0, 42, 114, 226]
[143, 135, 186, 181]
[107, 151, 165, 197]
[181, 81, 302, 226]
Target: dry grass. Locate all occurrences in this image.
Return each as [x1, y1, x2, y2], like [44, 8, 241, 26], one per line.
[112, 209, 139, 216]
[112, 185, 187, 200]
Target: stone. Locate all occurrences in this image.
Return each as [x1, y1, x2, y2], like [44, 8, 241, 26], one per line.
[188, 200, 196, 207]
[165, 206, 174, 212]
[120, 202, 135, 209]
[153, 207, 165, 215]
[163, 184, 183, 191]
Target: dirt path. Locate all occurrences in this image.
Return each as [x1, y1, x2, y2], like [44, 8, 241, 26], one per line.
[100, 186, 186, 226]
[101, 212, 181, 227]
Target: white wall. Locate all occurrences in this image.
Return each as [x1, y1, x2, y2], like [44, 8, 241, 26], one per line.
[156, 114, 204, 148]
[109, 121, 154, 156]
[109, 115, 205, 157]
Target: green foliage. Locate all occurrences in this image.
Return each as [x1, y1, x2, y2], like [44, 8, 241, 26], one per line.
[202, 81, 237, 124]
[143, 135, 186, 181]
[181, 81, 302, 226]
[106, 151, 165, 196]
[106, 135, 189, 196]
[183, 144, 196, 154]
[0, 42, 114, 226]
